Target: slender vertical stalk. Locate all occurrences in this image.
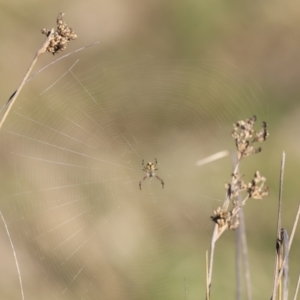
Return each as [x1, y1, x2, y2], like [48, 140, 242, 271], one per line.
[238, 207, 252, 300]
[293, 274, 300, 300]
[206, 251, 210, 300]
[271, 151, 285, 300]
[235, 219, 242, 300]
[276, 203, 300, 292]
[207, 225, 218, 299]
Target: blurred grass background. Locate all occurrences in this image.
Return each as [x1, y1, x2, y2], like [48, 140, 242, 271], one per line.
[0, 0, 299, 299]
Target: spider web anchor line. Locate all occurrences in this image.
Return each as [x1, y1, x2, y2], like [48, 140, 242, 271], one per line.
[0, 210, 25, 300]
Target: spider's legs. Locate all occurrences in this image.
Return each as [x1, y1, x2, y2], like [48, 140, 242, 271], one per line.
[142, 159, 144, 166]
[139, 175, 148, 190]
[155, 175, 164, 189]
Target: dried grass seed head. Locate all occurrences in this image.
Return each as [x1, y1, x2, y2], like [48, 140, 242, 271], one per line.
[232, 115, 269, 160]
[225, 170, 268, 201]
[211, 206, 240, 231]
[211, 116, 269, 231]
[247, 171, 269, 200]
[41, 12, 77, 55]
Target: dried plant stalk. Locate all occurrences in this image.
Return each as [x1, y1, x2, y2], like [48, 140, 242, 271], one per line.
[0, 13, 76, 129]
[293, 274, 300, 300]
[271, 200, 300, 299]
[271, 152, 285, 300]
[236, 207, 252, 300]
[206, 250, 210, 300]
[207, 116, 269, 299]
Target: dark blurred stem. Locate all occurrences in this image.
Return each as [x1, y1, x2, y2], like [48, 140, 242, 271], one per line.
[271, 151, 285, 300]
[0, 29, 54, 129]
[281, 229, 289, 300]
[276, 203, 300, 292]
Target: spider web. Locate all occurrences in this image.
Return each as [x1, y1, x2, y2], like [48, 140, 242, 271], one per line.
[0, 48, 267, 300]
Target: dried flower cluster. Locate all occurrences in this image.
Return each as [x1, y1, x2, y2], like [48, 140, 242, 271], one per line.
[225, 170, 268, 201]
[41, 13, 77, 55]
[232, 115, 269, 160]
[212, 170, 269, 230]
[211, 116, 269, 233]
[211, 206, 240, 230]
[247, 170, 269, 200]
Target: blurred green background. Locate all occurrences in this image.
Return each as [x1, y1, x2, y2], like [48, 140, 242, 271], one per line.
[0, 1, 299, 299]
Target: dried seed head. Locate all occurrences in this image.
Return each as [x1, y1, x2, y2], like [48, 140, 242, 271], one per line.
[232, 116, 269, 160]
[42, 12, 77, 55]
[247, 171, 269, 200]
[211, 206, 240, 231]
[211, 116, 269, 233]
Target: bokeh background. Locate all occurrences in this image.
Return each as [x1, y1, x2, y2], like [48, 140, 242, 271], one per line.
[0, 1, 299, 299]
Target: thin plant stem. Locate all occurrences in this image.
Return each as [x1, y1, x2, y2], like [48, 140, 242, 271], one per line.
[239, 207, 252, 300]
[0, 29, 54, 129]
[0, 12, 78, 125]
[207, 220, 233, 297]
[288, 202, 300, 250]
[235, 217, 242, 300]
[276, 203, 300, 290]
[206, 250, 210, 300]
[271, 151, 285, 300]
[293, 273, 300, 300]
[232, 152, 252, 300]
[196, 150, 229, 166]
[207, 225, 218, 299]
[281, 229, 289, 300]
[207, 159, 240, 298]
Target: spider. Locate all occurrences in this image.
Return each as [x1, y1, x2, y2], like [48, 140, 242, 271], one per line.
[139, 159, 164, 190]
